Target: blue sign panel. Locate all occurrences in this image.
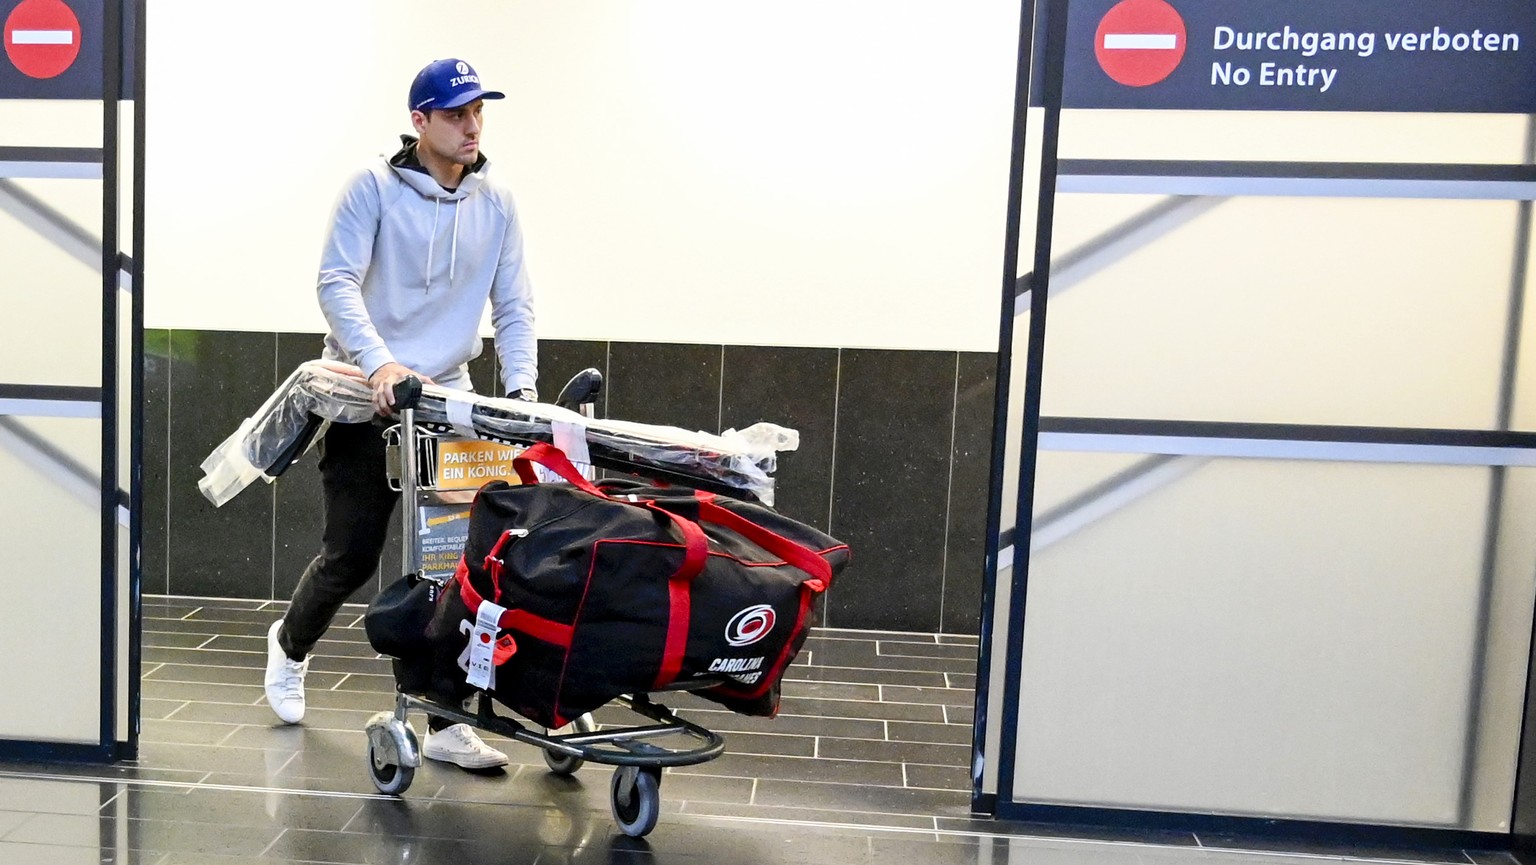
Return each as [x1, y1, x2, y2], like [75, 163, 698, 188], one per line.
[1060, 0, 1536, 112]
[0, 0, 104, 100]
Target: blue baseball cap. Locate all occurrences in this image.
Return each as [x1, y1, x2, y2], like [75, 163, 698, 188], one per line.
[408, 59, 505, 112]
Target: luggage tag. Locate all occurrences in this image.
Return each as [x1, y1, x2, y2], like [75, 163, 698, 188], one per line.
[466, 600, 508, 690]
[536, 419, 592, 484]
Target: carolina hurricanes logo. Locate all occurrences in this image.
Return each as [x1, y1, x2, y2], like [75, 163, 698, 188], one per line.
[725, 604, 776, 647]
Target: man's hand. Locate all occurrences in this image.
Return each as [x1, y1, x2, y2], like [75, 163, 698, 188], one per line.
[368, 362, 434, 416]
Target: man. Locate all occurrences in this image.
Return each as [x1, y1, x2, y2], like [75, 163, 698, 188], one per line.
[264, 58, 537, 770]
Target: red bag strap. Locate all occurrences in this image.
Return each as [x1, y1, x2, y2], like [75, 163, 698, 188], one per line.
[454, 558, 577, 648]
[645, 499, 707, 688]
[505, 441, 711, 688]
[512, 442, 602, 495]
[693, 492, 832, 590]
[510, 441, 708, 579]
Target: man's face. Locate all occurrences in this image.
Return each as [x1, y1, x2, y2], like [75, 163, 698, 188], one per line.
[413, 100, 485, 167]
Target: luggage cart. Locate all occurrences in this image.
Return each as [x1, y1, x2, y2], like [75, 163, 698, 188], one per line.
[362, 371, 726, 837]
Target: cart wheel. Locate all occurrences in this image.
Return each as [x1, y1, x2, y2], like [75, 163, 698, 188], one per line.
[367, 732, 416, 795]
[543, 713, 596, 776]
[544, 749, 584, 776]
[610, 766, 661, 837]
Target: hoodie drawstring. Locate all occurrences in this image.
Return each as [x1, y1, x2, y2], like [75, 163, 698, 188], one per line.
[426, 198, 440, 292]
[424, 197, 463, 291]
[449, 199, 460, 287]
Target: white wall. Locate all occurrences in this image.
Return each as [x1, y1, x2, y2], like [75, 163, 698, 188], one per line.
[143, 0, 1020, 352]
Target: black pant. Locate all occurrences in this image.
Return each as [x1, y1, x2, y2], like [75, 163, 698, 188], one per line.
[279, 419, 397, 661]
[278, 420, 455, 731]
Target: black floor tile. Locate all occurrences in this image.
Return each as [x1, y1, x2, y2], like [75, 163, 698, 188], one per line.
[205, 633, 382, 658]
[7, 811, 282, 857]
[167, 701, 376, 731]
[176, 607, 289, 625]
[906, 763, 970, 790]
[936, 816, 1200, 846]
[884, 722, 964, 746]
[816, 737, 968, 767]
[119, 786, 363, 832]
[876, 640, 979, 661]
[0, 777, 116, 815]
[678, 798, 934, 830]
[774, 680, 880, 702]
[143, 631, 213, 650]
[1196, 834, 1474, 863]
[133, 743, 289, 778]
[772, 696, 946, 724]
[871, 834, 1010, 865]
[267, 825, 496, 865]
[157, 855, 309, 865]
[708, 731, 816, 759]
[680, 751, 905, 787]
[753, 777, 970, 818]
[141, 680, 264, 705]
[801, 638, 976, 674]
[877, 684, 977, 710]
[286, 688, 398, 714]
[138, 719, 242, 747]
[142, 662, 348, 690]
[142, 699, 189, 721]
[660, 707, 887, 741]
[946, 672, 978, 690]
[789, 665, 950, 689]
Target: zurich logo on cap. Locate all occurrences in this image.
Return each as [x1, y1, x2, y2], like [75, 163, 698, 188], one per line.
[409, 58, 506, 112]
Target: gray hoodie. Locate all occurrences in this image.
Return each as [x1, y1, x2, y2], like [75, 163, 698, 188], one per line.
[317, 136, 536, 395]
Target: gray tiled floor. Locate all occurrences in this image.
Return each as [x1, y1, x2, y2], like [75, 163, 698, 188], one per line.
[0, 596, 1517, 865]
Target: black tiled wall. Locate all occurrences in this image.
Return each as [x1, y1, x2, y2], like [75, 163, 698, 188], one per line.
[144, 329, 997, 634]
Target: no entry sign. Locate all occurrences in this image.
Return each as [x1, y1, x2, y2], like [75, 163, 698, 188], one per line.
[1094, 0, 1188, 86]
[4, 0, 80, 79]
[0, 0, 101, 99]
[1060, 0, 1536, 113]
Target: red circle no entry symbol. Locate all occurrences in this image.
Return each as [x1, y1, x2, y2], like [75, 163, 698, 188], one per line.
[1095, 0, 1186, 87]
[4, 0, 81, 80]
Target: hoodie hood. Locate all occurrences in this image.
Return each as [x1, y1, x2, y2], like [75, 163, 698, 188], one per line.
[387, 134, 489, 200]
[386, 135, 492, 291]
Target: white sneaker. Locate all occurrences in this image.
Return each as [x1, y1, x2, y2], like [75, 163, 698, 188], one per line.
[264, 620, 308, 724]
[423, 723, 509, 770]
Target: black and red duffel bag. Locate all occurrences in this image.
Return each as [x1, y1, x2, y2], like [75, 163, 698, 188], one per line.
[424, 442, 850, 729]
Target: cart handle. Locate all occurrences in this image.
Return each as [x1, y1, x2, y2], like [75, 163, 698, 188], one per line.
[555, 368, 603, 410]
[392, 375, 423, 411]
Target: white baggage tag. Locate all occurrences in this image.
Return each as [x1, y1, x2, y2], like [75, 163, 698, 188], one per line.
[444, 391, 477, 439]
[552, 420, 591, 467]
[548, 420, 592, 484]
[465, 600, 507, 690]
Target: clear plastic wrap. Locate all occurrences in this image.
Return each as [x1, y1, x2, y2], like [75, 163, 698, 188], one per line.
[198, 361, 795, 507]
